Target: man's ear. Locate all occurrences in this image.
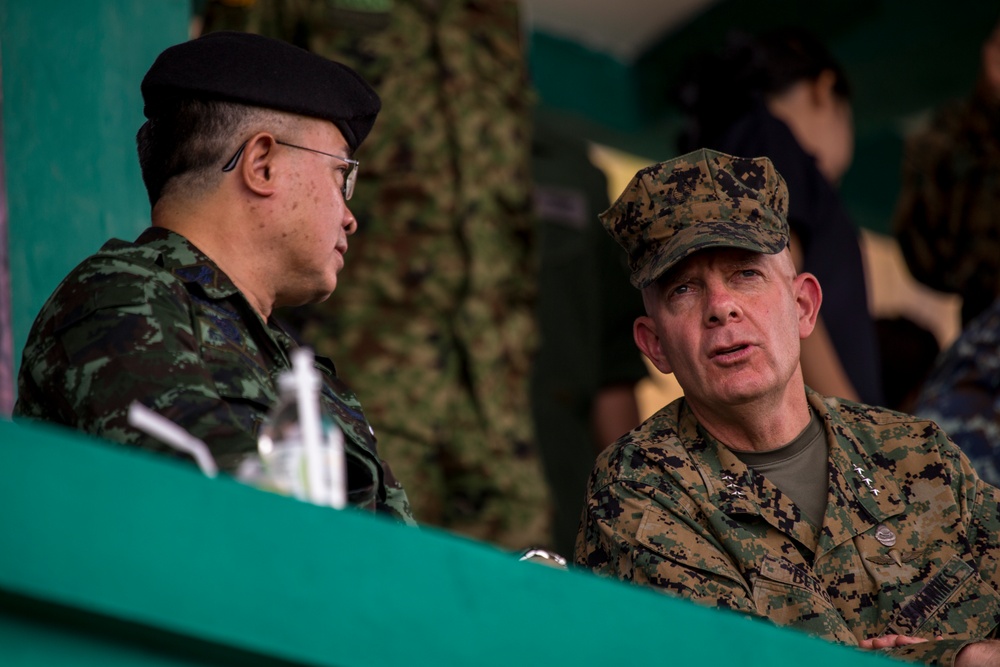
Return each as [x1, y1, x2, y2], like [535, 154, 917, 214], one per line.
[811, 68, 838, 108]
[634, 315, 673, 375]
[794, 271, 822, 339]
[240, 133, 278, 196]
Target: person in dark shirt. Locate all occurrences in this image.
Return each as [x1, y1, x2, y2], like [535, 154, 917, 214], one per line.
[675, 28, 883, 405]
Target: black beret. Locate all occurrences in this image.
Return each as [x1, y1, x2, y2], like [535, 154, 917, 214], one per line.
[141, 31, 380, 151]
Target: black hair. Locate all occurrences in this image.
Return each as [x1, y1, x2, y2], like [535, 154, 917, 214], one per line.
[675, 28, 851, 153]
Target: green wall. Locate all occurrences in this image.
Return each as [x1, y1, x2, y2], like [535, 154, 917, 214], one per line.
[0, 0, 189, 386]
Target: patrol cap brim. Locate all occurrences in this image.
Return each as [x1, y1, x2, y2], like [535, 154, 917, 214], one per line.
[141, 31, 380, 151]
[628, 198, 789, 289]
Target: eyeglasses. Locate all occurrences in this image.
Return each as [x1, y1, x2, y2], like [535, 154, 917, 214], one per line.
[221, 139, 360, 200]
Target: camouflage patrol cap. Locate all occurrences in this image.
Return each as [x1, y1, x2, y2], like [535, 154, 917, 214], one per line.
[601, 148, 790, 289]
[141, 31, 380, 151]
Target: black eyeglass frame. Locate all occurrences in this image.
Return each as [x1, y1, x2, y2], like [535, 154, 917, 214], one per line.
[221, 139, 360, 200]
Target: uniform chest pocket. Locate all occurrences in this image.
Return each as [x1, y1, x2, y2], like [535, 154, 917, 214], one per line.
[201, 345, 273, 403]
[752, 555, 855, 643]
[887, 556, 1000, 639]
[636, 505, 752, 607]
[199, 342, 275, 445]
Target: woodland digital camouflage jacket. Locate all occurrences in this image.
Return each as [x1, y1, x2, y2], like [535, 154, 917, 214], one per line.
[576, 389, 1000, 666]
[15, 227, 413, 523]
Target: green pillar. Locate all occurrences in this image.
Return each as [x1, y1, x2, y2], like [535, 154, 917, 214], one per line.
[0, 0, 189, 407]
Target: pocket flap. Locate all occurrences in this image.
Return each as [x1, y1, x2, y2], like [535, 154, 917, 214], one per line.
[636, 505, 746, 589]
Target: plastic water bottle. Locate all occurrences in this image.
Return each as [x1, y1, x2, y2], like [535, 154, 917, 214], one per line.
[256, 348, 347, 508]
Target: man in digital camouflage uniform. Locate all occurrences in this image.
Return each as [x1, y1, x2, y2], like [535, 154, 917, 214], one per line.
[198, 0, 551, 549]
[14, 31, 413, 524]
[894, 22, 1000, 326]
[576, 148, 1000, 666]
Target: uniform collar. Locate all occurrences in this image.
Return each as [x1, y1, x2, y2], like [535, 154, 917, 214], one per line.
[135, 227, 242, 301]
[676, 403, 822, 554]
[676, 391, 905, 561]
[808, 390, 905, 558]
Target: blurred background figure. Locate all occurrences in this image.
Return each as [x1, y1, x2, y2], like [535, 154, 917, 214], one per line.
[894, 21, 1000, 328]
[675, 28, 883, 405]
[912, 295, 1000, 486]
[874, 316, 940, 414]
[530, 112, 647, 556]
[199, 0, 552, 550]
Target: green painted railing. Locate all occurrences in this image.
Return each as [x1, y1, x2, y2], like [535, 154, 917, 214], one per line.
[0, 418, 894, 666]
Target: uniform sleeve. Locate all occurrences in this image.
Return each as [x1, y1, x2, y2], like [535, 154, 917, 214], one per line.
[16, 276, 266, 471]
[928, 419, 1000, 591]
[967, 470, 1000, 595]
[884, 426, 1000, 665]
[377, 461, 417, 526]
[881, 637, 979, 665]
[575, 476, 757, 616]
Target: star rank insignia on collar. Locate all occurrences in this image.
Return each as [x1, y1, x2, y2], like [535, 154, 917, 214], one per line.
[854, 466, 880, 497]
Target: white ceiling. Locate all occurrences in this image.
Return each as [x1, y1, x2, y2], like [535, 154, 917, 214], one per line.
[521, 0, 718, 61]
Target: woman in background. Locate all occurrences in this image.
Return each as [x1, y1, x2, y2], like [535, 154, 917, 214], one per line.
[676, 28, 884, 405]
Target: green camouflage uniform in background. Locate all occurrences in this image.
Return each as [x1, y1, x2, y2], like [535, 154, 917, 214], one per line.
[576, 389, 1000, 666]
[894, 87, 1000, 325]
[14, 228, 414, 523]
[530, 113, 647, 557]
[201, 0, 551, 548]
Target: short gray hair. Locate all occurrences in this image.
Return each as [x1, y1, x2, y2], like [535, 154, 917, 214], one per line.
[136, 99, 290, 205]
